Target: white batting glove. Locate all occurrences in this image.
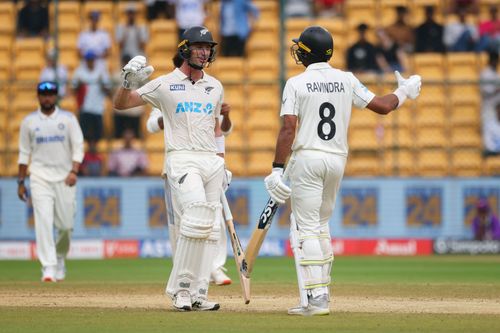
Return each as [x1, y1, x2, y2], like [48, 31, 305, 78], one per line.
[121, 56, 154, 89]
[393, 71, 422, 107]
[395, 71, 421, 99]
[264, 168, 291, 204]
[222, 168, 232, 192]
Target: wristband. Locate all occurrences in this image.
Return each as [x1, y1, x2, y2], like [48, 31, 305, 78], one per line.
[17, 179, 25, 185]
[272, 162, 285, 168]
[393, 87, 407, 108]
[215, 135, 225, 154]
[122, 71, 132, 89]
[122, 80, 132, 89]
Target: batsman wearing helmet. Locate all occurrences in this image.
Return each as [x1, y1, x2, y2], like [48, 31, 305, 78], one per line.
[264, 26, 421, 316]
[147, 103, 234, 286]
[114, 26, 226, 311]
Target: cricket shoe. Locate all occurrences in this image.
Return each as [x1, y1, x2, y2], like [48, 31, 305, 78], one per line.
[288, 295, 330, 316]
[41, 266, 56, 283]
[173, 290, 192, 311]
[55, 256, 66, 281]
[210, 267, 232, 286]
[192, 299, 220, 311]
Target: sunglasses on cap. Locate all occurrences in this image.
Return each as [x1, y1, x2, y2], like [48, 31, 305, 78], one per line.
[37, 81, 58, 94]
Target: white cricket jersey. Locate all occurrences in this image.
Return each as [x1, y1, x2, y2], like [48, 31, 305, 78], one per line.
[137, 68, 223, 153]
[18, 108, 84, 182]
[281, 62, 375, 156]
[147, 108, 231, 136]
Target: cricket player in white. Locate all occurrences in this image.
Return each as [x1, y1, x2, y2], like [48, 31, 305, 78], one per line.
[264, 26, 421, 316]
[114, 26, 226, 311]
[17, 81, 84, 282]
[147, 104, 233, 286]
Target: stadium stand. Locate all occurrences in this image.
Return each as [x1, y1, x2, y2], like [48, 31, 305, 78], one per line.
[0, 0, 494, 178]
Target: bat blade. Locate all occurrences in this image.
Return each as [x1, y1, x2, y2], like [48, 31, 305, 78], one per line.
[221, 193, 251, 304]
[228, 223, 251, 304]
[245, 197, 280, 274]
[240, 274, 251, 304]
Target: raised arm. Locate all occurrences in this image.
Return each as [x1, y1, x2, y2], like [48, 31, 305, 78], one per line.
[366, 94, 400, 114]
[113, 56, 154, 110]
[367, 71, 421, 115]
[113, 87, 145, 110]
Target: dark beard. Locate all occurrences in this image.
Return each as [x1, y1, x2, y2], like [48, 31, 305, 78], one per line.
[41, 103, 55, 112]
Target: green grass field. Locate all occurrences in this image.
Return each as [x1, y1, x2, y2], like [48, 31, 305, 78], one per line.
[1, 256, 500, 333]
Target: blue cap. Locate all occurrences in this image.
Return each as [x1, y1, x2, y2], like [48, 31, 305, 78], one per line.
[37, 81, 58, 94]
[84, 50, 97, 60]
[90, 10, 100, 19]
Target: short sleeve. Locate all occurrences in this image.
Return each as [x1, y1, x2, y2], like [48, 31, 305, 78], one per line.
[136, 78, 162, 109]
[348, 72, 376, 109]
[280, 79, 298, 117]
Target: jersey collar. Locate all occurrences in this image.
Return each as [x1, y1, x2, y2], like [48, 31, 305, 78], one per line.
[37, 107, 59, 119]
[173, 67, 208, 83]
[305, 62, 332, 71]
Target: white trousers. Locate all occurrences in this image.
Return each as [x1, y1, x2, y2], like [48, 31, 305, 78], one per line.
[164, 164, 227, 271]
[29, 174, 76, 267]
[288, 150, 347, 238]
[165, 152, 225, 297]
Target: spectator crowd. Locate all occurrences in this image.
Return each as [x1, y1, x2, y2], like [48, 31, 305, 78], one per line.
[11, 0, 500, 175]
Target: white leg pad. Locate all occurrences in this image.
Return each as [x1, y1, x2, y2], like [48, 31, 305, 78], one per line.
[180, 202, 218, 239]
[319, 230, 334, 292]
[166, 202, 219, 298]
[166, 235, 204, 298]
[297, 235, 333, 290]
[193, 238, 217, 300]
[207, 205, 221, 242]
[193, 204, 221, 300]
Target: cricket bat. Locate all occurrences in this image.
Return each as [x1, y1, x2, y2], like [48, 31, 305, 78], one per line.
[220, 192, 251, 304]
[245, 197, 280, 274]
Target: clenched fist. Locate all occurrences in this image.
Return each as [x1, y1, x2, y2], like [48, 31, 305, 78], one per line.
[121, 56, 154, 89]
[395, 70, 421, 100]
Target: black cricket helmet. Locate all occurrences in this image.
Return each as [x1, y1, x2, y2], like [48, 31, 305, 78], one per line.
[291, 26, 333, 66]
[178, 26, 217, 68]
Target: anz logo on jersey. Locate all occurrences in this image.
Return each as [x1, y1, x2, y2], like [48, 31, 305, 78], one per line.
[175, 102, 213, 114]
[36, 135, 65, 144]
